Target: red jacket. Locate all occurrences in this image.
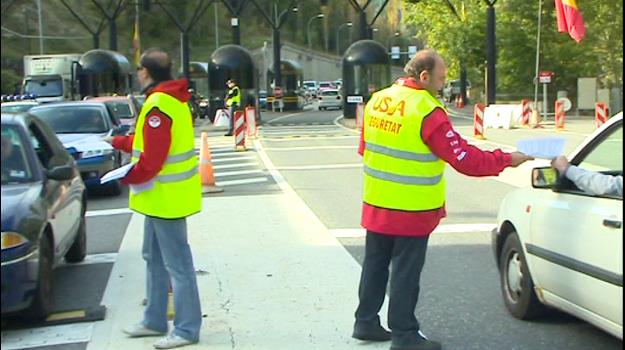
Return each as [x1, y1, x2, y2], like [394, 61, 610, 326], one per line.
[111, 79, 191, 185]
[359, 78, 512, 237]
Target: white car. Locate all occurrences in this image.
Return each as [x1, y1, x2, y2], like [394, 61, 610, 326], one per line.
[318, 89, 342, 110]
[492, 112, 623, 339]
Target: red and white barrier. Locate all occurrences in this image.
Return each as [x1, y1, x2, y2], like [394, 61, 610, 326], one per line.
[355, 103, 364, 130]
[595, 102, 608, 128]
[554, 100, 566, 130]
[520, 99, 531, 126]
[233, 111, 246, 151]
[473, 103, 486, 140]
[245, 106, 257, 139]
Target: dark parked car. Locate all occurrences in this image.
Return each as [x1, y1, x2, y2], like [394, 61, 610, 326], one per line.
[1, 113, 87, 320]
[29, 101, 130, 195]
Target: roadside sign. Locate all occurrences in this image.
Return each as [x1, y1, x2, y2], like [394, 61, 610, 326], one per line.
[273, 86, 283, 98]
[391, 46, 400, 60]
[539, 71, 554, 84]
[408, 46, 417, 58]
[346, 95, 363, 103]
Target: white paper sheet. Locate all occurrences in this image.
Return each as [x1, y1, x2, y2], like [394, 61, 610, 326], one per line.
[516, 137, 566, 159]
[100, 162, 134, 184]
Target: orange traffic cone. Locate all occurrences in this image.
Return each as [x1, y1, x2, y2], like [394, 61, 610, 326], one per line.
[199, 132, 224, 194]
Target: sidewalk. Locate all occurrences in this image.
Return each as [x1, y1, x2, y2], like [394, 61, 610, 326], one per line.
[87, 147, 388, 349]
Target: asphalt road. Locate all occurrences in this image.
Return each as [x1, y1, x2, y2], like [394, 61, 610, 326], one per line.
[2, 103, 621, 350]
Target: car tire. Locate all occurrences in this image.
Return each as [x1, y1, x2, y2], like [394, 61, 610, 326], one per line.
[499, 232, 545, 320]
[65, 214, 87, 263]
[23, 234, 54, 321]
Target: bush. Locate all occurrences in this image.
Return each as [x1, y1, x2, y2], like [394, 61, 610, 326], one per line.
[1, 69, 22, 95]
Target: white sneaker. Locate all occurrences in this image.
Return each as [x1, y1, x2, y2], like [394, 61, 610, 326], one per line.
[153, 334, 196, 349]
[123, 323, 166, 338]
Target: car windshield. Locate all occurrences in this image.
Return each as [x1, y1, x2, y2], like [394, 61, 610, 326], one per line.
[105, 101, 134, 120]
[322, 90, 339, 97]
[1, 125, 33, 184]
[1, 103, 37, 113]
[23, 78, 63, 97]
[303, 82, 316, 88]
[30, 106, 108, 134]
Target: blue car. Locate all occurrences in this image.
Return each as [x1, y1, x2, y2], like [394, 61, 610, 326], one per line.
[29, 101, 130, 195]
[1, 113, 87, 320]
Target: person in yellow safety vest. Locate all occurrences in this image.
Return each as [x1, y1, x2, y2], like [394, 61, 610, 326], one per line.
[352, 49, 533, 350]
[224, 78, 240, 136]
[103, 48, 202, 349]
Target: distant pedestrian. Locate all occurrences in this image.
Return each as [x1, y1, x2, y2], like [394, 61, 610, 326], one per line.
[104, 48, 202, 349]
[353, 49, 533, 350]
[224, 78, 240, 136]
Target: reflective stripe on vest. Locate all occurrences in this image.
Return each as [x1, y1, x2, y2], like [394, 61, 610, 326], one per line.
[226, 86, 240, 107]
[129, 91, 201, 219]
[363, 85, 446, 211]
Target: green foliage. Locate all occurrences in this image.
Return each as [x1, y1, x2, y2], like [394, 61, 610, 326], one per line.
[403, 0, 623, 102]
[1, 69, 23, 95]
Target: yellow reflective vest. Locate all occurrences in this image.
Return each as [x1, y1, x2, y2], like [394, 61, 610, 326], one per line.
[363, 84, 446, 211]
[226, 86, 240, 107]
[129, 92, 201, 218]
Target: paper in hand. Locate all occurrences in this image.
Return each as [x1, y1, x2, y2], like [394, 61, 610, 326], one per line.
[516, 137, 565, 159]
[100, 162, 134, 184]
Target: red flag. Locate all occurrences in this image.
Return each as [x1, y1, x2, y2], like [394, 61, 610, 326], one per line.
[555, 0, 586, 43]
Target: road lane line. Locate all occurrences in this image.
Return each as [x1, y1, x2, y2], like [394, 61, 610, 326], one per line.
[215, 177, 269, 186]
[274, 163, 362, 170]
[213, 162, 259, 169]
[263, 145, 358, 151]
[0, 322, 94, 350]
[330, 223, 497, 238]
[266, 112, 304, 123]
[214, 169, 264, 177]
[211, 155, 256, 162]
[86, 208, 133, 217]
[262, 135, 359, 141]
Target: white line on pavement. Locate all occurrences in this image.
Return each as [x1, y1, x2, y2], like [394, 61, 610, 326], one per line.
[262, 135, 359, 141]
[213, 162, 259, 169]
[329, 223, 497, 238]
[214, 169, 264, 177]
[1, 322, 94, 350]
[266, 112, 304, 123]
[334, 115, 361, 134]
[86, 208, 133, 217]
[211, 155, 256, 163]
[263, 145, 358, 151]
[274, 163, 362, 170]
[215, 177, 269, 186]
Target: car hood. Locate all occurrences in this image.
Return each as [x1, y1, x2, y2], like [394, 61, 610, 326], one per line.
[1, 183, 43, 232]
[58, 133, 113, 153]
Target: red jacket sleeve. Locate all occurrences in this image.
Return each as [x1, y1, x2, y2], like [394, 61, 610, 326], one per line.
[422, 108, 511, 177]
[121, 107, 172, 185]
[111, 135, 134, 153]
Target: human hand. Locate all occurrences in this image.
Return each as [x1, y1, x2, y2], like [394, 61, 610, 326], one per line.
[551, 156, 569, 175]
[510, 152, 534, 167]
[101, 135, 114, 144]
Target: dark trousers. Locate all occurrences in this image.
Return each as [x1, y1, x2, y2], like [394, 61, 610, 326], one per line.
[354, 230, 430, 346]
[227, 104, 238, 134]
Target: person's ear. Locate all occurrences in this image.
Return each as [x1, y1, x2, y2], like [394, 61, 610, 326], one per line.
[419, 70, 428, 83]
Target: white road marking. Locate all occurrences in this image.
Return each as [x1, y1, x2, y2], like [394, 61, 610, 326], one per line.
[1, 323, 94, 350]
[263, 145, 358, 151]
[210, 155, 256, 163]
[86, 208, 133, 217]
[214, 169, 264, 177]
[215, 177, 269, 186]
[266, 112, 304, 123]
[262, 135, 359, 141]
[329, 223, 497, 238]
[275, 163, 362, 170]
[59, 253, 118, 267]
[213, 162, 259, 169]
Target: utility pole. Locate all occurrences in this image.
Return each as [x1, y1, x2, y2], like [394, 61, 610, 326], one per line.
[484, 0, 497, 105]
[222, 0, 249, 45]
[347, 0, 390, 40]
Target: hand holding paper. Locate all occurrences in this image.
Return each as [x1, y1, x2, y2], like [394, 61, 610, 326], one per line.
[100, 162, 134, 184]
[516, 137, 566, 159]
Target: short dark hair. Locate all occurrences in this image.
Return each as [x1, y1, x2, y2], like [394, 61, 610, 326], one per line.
[140, 48, 173, 83]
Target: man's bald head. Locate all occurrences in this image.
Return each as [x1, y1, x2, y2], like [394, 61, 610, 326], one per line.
[403, 49, 446, 96]
[140, 48, 173, 82]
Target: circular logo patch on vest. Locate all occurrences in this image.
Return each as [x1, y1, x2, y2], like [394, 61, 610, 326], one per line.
[148, 115, 162, 128]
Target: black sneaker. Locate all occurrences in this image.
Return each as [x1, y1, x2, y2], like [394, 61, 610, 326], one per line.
[390, 331, 441, 350]
[352, 325, 391, 342]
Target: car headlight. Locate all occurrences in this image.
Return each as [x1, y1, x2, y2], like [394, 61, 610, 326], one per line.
[82, 149, 114, 159]
[1, 232, 29, 250]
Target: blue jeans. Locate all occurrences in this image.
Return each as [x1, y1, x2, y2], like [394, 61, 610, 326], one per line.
[142, 216, 202, 342]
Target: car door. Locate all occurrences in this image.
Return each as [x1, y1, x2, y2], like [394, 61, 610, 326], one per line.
[528, 121, 623, 326]
[28, 120, 82, 259]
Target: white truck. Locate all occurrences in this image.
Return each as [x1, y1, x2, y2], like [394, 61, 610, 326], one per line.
[22, 54, 82, 103]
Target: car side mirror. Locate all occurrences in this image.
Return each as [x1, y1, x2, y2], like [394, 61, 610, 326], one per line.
[47, 165, 74, 181]
[111, 125, 130, 136]
[531, 166, 559, 188]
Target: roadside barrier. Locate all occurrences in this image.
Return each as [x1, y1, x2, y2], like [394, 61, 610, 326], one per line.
[520, 99, 531, 126]
[530, 109, 544, 128]
[554, 100, 566, 130]
[455, 95, 465, 109]
[473, 103, 486, 140]
[245, 106, 257, 139]
[356, 102, 364, 130]
[233, 111, 247, 151]
[595, 102, 608, 128]
[199, 131, 223, 194]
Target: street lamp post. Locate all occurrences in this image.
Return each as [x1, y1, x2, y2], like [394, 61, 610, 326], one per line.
[307, 13, 324, 50]
[336, 22, 353, 56]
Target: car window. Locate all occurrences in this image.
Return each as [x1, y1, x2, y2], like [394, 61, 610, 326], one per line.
[1, 103, 37, 113]
[1, 125, 33, 184]
[577, 123, 623, 173]
[30, 106, 109, 134]
[105, 101, 133, 120]
[322, 90, 339, 97]
[27, 122, 56, 169]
